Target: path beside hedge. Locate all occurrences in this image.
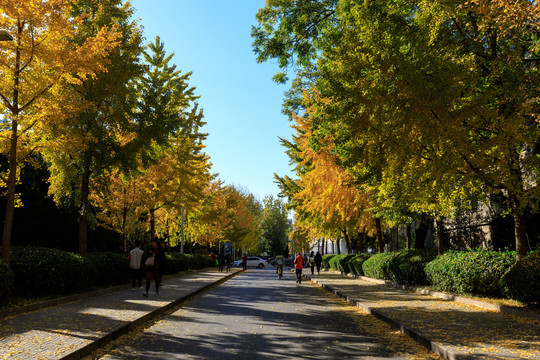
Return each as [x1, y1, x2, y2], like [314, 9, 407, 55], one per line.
[304, 271, 540, 360]
[0, 268, 241, 360]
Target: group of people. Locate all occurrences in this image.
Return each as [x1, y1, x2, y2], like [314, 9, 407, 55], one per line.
[294, 251, 322, 284]
[210, 251, 239, 272]
[128, 240, 165, 297]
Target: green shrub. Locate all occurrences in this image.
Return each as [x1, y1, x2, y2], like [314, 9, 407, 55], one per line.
[362, 252, 398, 280]
[500, 251, 540, 305]
[196, 254, 216, 268]
[163, 253, 185, 274]
[425, 249, 515, 297]
[86, 252, 129, 287]
[322, 254, 336, 270]
[10, 246, 91, 297]
[350, 254, 371, 276]
[164, 253, 214, 274]
[330, 254, 356, 273]
[328, 254, 341, 271]
[386, 249, 437, 285]
[0, 259, 15, 298]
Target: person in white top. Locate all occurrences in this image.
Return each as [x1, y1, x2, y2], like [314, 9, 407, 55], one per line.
[128, 242, 144, 290]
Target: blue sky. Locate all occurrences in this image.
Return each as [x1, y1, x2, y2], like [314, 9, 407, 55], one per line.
[131, 0, 293, 200]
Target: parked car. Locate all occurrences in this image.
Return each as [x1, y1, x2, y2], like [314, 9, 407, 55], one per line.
[233, 256, 268, 268]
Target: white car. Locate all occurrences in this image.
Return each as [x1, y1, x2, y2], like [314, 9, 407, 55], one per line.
[233, 256, 268, 268]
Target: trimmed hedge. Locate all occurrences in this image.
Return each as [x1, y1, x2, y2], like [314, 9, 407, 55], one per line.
[10, 246, 91, 297]
[86, 252, 129, 287]
[3, 247, 216, 300]
[328, 254, 356, 273]
[386, 249, 438, 285]
[350, 254, 371, 276]
[362, 252, 398, 280]
[0, 259, 14, 298]
[322, 254, 337, 270]
[500, 251, 540, 305]
[425, 249, 516, 297]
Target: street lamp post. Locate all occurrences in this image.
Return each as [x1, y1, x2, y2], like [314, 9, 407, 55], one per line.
[0, 30, 13, 41]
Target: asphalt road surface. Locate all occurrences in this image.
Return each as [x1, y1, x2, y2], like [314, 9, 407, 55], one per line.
[92, 267, 439, 360]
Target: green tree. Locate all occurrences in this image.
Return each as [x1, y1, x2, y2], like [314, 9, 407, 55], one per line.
[42, 0, 144, 256]
[254, 0, 540, 260]
[260, 196, 290, 256]
[134, 36, 203, 242]
[0, 0, 119, 263]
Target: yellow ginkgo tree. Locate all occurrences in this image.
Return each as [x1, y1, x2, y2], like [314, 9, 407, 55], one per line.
[0, 0, 118, 264]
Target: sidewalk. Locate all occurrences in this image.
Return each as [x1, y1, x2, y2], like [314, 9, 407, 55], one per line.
[302, 270, 540, 360]
[0, 268, 241, 360]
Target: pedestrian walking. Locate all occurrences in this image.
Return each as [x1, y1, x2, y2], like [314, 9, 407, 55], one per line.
[308, 251, 315, 275]
[294, 252, 304, 284]
[217, 252, 225, 272]
[241, 254, 247, 270]
[143, 241, 160, 297]
[314, 251, 323, 275]
[128, 242, 144, 290]
[225, 252, 232, 272]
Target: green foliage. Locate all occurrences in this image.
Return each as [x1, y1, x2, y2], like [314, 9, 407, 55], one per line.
[500, 251, 540, 305]
[329, 254, 356, 273]
[386, 249, 438, 286]
[425, 249, 516, 297]
[260, 196, 290, 256]
[10, 246, 92, 297]
[362, 252, 399, 280]
[350, 254, 371, 276]
[164, 253, 188, 274]
[322, 254, 336, 270]
[163, 253, 215, 275]
[86, 252, 129, 287]
[0, 259, 15, 298]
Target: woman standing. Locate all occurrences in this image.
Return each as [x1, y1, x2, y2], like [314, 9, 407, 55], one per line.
[143, 241, 160, 297]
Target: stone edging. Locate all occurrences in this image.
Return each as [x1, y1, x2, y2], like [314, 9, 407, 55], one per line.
[327, 269, 540, 322]
[60, 269, 241, 360]
[0, 267, 221, 320]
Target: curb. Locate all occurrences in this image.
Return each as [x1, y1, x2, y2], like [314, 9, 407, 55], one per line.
[0, 268, 217, 320]
[338, 271, 540, 322]
[52, 269, 243, 360]
[305, 275, 460, 360]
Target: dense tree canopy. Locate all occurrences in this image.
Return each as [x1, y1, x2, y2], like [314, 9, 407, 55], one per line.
[255, 0, 540, 259]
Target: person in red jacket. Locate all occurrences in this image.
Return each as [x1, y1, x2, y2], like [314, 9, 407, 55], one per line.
[294, 252, 304, 284]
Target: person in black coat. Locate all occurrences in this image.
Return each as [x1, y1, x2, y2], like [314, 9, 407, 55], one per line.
[314, 251, 323, 275]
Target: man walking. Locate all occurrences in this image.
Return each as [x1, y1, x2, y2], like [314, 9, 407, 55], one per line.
[128, 242, 144, 290]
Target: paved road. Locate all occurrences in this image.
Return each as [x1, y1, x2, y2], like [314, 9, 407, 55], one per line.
[94, 267, 440, 360]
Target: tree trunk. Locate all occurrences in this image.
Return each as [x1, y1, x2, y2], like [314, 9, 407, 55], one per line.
[406, 223, 412, 249]
[78, 168, 91, 257]
[1, 41, 22, 266]
[415, 214, 429, 249]
[149, 208, 156, 241]
[1, 119, 18, 266]
[180, 206, 185, 254]
[375, 218, 384, 253]
[357, 231, 365, 253]
[121, 203, 127, 254]
[511, 197, 528, 260]
[436, 217, 444, 256]
[343, 229, 351, 254]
